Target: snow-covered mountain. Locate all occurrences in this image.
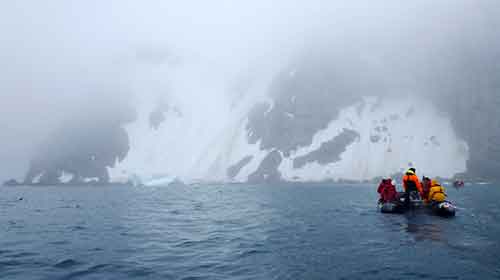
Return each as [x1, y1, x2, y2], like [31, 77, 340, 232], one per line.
[107, 52, 470, 185]
[22, 42, 500, 185]
[108, 93, 468, 185]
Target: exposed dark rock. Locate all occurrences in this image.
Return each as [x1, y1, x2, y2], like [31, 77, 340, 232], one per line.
[420, 35, 500, 181]
[3, 179, 21, 186]
[293, 129, 360, 169]
[148, 101, 182, 130]
[245, 49, 384, 155]
[248, 150, 282, 183]
[370, 135, 381, 143]
[443, 90, 500, 180]
[227, 155, 253, 179]
[24, 98, 135, 185]
[149, 107, 166, 130]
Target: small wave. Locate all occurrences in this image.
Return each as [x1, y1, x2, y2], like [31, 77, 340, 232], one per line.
[58, 263, 118, 279]
[49, 240, 70, 245]
[125, 266, 155, 277]
[88, 263, 111, 270]
[180, 276, 208, 280]
[238, 249, 270, 258]
[89, 247, 103, 252]
[175, 240, 203, 248]
[54, 259, 82, 268]
[69, 225, 86, 231]
[5, 251, 39, 258]
[361, 268, 381, 276]
[0, 260, 23, 266]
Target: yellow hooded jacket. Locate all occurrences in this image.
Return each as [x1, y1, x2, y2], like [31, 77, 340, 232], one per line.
[428, 180, 446, 202]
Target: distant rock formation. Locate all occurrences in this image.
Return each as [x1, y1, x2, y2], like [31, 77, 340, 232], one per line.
[418, 39, 500, 181]
[24, 97, 135, 185]
[442, 91, 500, 181]
[246, 52, 376, 156]
[227, 156, 253, 179]
[248, 150, 283, 183]
[293, 129, 359, 169]
[3, 179, 21, 186]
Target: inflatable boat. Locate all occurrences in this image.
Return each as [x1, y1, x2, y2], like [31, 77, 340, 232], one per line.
[378, 190, 456, 216]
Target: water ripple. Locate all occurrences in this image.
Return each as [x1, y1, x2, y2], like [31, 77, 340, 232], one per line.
[0, 184, 499, 279]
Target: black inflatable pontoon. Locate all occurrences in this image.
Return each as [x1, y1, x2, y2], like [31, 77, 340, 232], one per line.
[429, 201, 456, 217]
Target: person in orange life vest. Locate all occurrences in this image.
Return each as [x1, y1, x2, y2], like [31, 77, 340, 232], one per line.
[402, 168, 423, 206]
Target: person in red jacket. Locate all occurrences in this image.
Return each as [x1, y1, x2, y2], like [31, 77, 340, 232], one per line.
[377, 178, 397, 203]
[402, 168, 423, 207]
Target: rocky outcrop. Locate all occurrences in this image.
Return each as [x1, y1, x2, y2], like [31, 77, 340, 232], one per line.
[3, 179, 21, 186]
[293, 129, 359, 169]
[247, 150, 282, 183]
[246, 52, 380, 156]
[419, 35, 500, 181]
[227, 156, 253, 179]
[24, 98, 135, 185]
[25, 121, 129, 185]
[149, 101, 182, 130]
[443, 91, 500, 181]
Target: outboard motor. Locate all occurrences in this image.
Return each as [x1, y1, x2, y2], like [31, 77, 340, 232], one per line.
[409, 191, 424, 208]
[379, 200, 405, 214]
[433, 201, 456, 217]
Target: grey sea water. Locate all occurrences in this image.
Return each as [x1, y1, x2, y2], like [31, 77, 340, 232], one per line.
[0, 183, 499, 279]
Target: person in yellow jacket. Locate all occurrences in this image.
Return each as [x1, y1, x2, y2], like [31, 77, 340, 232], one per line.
[428, 179, 447, 203]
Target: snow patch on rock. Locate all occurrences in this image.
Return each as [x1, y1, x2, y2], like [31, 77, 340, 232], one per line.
[278, 96, 468, 181]
[83, 177, 99, 183]
[58, 171, 74, 184]
[32, 172, 44, 184]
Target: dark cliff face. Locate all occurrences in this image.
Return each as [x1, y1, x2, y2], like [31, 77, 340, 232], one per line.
[415, 29, 500, 181]
[24, 98, 135, 185]
[25, 121, 129, 184]
[436, 68, 500, 181]
[452, 92, 500, 181]
[246, 51, 384, 155]
[293, 129, 360, 169]
[236, 51, 386, 182]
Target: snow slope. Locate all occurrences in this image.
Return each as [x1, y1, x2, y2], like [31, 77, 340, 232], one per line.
[108, 56, 275, 185]
[278, 96, 468, 181]
[109, 94, 468, 184]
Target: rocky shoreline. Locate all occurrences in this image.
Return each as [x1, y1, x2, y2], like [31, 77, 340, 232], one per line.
[3, 175, 494, 187]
